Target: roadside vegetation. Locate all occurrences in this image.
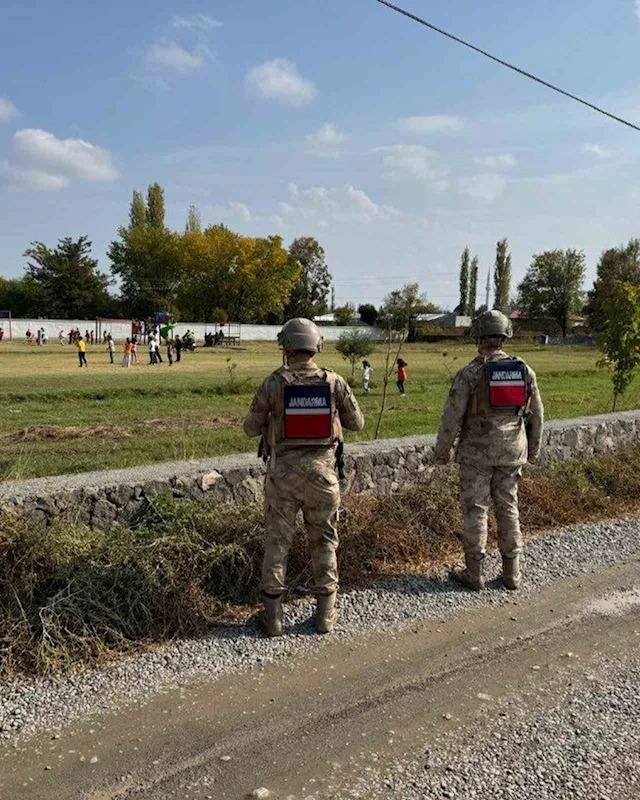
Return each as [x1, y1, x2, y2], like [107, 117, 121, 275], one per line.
[2, 340, 639, 480]
[3, 447, 640, 680]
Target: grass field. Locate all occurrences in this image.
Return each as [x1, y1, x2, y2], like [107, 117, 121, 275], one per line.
[0, 338, 634, 480]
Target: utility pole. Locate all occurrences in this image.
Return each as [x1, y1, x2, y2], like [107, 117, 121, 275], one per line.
[485, 266, 491, 309]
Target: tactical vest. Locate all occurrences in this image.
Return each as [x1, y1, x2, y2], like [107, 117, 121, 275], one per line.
[471, 356, 530, 417]
[272, 366, 342, 448]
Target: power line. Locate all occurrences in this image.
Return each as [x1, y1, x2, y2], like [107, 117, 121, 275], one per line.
[376, 0, 640, 134]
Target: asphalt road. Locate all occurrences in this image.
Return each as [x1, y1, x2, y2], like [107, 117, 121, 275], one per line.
[1, 559, 639, 800]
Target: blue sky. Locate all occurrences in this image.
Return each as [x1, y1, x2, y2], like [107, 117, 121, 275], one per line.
[2, 0, 640, 309]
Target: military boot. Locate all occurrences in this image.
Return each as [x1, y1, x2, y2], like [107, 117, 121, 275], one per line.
[502, 555, 522, 591]
[451, 555, 485, 592]
[315, 592, 338, 634]
[258, 593, 284, 637]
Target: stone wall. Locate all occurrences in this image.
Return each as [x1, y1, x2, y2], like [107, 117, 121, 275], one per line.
[2, 410, 640, 529]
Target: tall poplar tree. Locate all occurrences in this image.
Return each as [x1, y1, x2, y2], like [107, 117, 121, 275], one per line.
[129, 190, 147, 229]
[494, 238, 512, 312]
[185, 205, 202, 234]
[459, 247, 470, 314]
[468, 256, 479, 317]
[146, 183, 166, 229]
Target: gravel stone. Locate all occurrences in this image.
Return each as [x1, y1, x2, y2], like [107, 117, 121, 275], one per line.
[322, 658, 640, 799]
[2, 516, 640, 744]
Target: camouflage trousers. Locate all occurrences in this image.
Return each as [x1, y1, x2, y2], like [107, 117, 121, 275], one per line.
[262, 450, 341, 597]
[459, 463, 523, 559]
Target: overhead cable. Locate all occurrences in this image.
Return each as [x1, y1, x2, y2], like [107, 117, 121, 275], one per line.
[376, 0, 640, 133]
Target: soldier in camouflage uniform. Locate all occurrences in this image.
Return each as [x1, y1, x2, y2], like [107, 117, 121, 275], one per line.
[244, 318, 365, 636]
[434, 310, 544, 591]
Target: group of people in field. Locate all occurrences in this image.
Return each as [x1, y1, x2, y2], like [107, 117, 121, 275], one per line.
[360, 357, 408, 395]
[25, 327, 49, 345]
[75, 330, 197, 368]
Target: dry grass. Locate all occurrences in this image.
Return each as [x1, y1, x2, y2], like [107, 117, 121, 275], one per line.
[3, 416, 241, 444]
[3, 448, 640, 680]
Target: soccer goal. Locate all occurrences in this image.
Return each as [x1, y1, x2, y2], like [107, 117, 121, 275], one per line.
[0, 310, 12, 341]
[95, 317, 133, 342]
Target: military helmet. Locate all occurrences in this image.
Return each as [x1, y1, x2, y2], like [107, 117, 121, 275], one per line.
[475, 310, 513, 339]
[278, 317, 321, 352]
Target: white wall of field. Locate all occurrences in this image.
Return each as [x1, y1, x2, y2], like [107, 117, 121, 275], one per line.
[4, 319, 384, 343]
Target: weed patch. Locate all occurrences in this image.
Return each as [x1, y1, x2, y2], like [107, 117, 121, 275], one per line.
[2, 447, 640, 679]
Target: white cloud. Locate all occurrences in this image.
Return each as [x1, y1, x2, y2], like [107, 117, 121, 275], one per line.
[305, 123, 348, 156]
[582, 143, 611, 159]
[0, 97, 18, 123]
[0, 162, 69, 191]
[0, 129, 118, 192]
[145, 40, 211, 73]
[306, 123, 347, 147]
[459, 173, 508, 203]
[375, 144, 448, 186]
[172, 14, 222, 33]
[474, 154, 517, 170]
[229, 201, 252, 221]
[395, 115, 464, 134]
[246, 59, 316, 106]
[278, 183, 400, 225]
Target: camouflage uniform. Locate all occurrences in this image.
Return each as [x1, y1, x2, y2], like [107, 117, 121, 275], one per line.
[244, 361, 364, 596]
[434, 351, 544, 559]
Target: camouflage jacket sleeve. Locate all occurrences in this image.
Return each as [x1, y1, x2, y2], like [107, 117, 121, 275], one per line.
[334, 376, 365, 432]
[433, 366, 475, 460]
[526, 367, 544, 459]
[243, 377, 273, 438]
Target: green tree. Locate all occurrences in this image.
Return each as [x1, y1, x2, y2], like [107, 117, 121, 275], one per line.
[468, 256, 479, 317]
[284, 237, 332, 319]
[378, 282, 438, 341]
[110, 186, 182, 316]
[334, 303, 356, 326]
[212, 307, 228, 323]
[358, 303, 378, 326]
[23, 236, 112, 319]
[458, 247, 470, 314]
[517, 249, 586, 338]
[586, 239, 640, 333]
[185, 205, 201, 234]
[597, 281, 640, 411]
[494, 238, 512, 313]
[109, 226, 182, 317]
[0, 277, 43, 317]
[129, 190, 147, 229]
[335, 329, 375, 379]
[146, 182, 165, 229]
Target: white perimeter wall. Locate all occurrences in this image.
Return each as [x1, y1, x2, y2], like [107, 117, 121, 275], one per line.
[4, 319, 383, 343]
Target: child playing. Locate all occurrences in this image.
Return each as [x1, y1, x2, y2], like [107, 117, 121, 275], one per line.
[362, 360, 372, 394]
[397, 358, 407, 395]
[107, 334, 115, 364]
[122, 338, 132, 368]
[166, 337, 174, 366]
[131, 336, 139, 365]
[77, 336, 88, 367]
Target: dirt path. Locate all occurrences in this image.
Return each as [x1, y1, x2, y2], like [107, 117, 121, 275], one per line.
[2, 561, 639, 800]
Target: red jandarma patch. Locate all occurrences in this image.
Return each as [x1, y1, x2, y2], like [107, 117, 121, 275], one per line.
[487, 361, 527, 409]
[284, 384, 332, 439]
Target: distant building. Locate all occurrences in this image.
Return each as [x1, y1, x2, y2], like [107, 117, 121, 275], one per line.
[416, 312, 472, 328]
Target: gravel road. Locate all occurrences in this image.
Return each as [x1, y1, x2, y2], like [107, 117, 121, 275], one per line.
[330, 657, 640, 800]
[2, 516, 640, 743]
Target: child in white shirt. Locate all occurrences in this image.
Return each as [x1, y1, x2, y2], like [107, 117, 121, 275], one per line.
[362, 360, 372, 394]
